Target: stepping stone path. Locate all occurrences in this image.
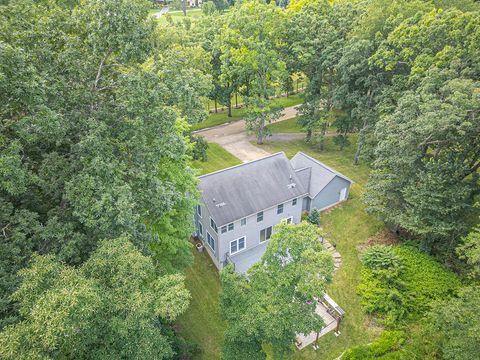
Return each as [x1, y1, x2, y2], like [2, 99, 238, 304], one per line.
[321, 237, 342, 272]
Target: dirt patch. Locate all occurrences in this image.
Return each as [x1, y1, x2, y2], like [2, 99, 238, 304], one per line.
[366, 231, 400, 246]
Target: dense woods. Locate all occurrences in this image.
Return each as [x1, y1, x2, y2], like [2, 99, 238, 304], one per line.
[1, 0, 479, 358]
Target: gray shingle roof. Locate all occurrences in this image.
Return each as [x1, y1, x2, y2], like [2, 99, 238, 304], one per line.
[198, 152, 308, 226]
[290, 152, 352, 197]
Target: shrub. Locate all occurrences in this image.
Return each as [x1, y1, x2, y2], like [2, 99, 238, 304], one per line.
[190, 135, 208, 162]
[357, 245, 461, 326]
[343, 331, 405, 359]
[308, 208, 320, 225]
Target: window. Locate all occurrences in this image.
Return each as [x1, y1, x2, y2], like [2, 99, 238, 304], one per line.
[230, 236, 246, 255]
[197, 205, 202, 217]
[292, 198, 297, 206]
[206, 231, 215, 252]
[277, 203, 284, 214]
[284, 217, 293, 224]
[257, 211, 263, 222]
[221, 225, 227, 234]
[197, 222, 203, 236]
[228, 223, 234, 231]
[241, 218, 246, 226]
[260, 226, 272, 242]
[210, 218, 218, 233]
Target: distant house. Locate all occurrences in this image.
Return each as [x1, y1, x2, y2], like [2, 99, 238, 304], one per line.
[194, 152, 351, 273]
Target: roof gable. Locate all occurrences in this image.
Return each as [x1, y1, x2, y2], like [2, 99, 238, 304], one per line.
[290, 152, 352, 197]
[198, 153, 308, 226]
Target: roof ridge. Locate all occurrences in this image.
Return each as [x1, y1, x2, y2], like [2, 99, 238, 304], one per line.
[294, 152, 352, 182]
[198, 152, 287, 179]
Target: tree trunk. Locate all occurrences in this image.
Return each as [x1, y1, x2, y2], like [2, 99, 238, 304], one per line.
[319, 123, 327, 151]
[353, 121, 367, 165]
[182, 0, 186, 16]
[235, 93, 238, 108]
[306, 129, 312, 142]
[214, 99, 217, 113]
[257, 113, 265, 144]
[227, 96, 232, 117]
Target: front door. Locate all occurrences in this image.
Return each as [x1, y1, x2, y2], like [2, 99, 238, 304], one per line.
[339, 187, 347, 201]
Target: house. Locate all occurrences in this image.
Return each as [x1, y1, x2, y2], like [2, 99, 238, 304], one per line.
[194, 152, 352, 273]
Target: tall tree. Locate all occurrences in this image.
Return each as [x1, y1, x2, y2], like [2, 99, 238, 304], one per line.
[365, 8, 480, 252]
[220, 222, 334, 359]
[220, 1, 287, 144]
[0, 237, 190, 359]
[0, 0, 207, 327]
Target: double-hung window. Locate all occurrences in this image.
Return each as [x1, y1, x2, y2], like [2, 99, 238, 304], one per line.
[292, 198, 297, 206]
[230, 236, 246, 255]
[228, 223, 234, 231]
[260, 226, 272, 243]
[257, 211, 263, 222]
[206, 231, 215, 252]
[221, 225, 227, 234]
[210, 218, 218, 233]
[198, 222, 203, 236]
[277, 203, 284, 214]
[241, 218, 246, 226]
[197, 205, 202, 217]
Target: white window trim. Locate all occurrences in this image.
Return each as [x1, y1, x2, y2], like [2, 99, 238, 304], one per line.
[210, 217, 217, 233]
[197, 205, 202, 218]
[241, 218, 247, 226]
[292, 198, 297, 206]
[257, 211, 264, 222]
[277, 203, 284, 214]
[260, 226, 272, 243]
[230, 236, 247, 255]
[283, 216, 293, 224]
[206, 231, 215, 253]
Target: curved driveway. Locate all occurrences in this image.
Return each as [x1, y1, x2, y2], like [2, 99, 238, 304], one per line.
[194, 105, 303, 162]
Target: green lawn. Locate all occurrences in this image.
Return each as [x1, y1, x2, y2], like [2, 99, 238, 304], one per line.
[191, 142, 242, 175]
[150, 8, 203, 24]
[184, 137, 383, 359]
[193, 93, 304, 131]
[176, 249, 225, 360]
[266, 117, 304, 133]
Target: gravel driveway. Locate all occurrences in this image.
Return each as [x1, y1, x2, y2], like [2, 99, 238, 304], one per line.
[194, 105, 302, 162]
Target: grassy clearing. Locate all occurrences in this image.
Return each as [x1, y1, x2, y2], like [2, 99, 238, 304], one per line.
[266, 117, 304, 133]
[150, 8, 203, 24]
[191, 142, 242, 175]
[193, 93, 304, 131]
[176, 249, 225, 360]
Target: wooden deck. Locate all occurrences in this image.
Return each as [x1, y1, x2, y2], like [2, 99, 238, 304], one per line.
[295, 300, 337, 350]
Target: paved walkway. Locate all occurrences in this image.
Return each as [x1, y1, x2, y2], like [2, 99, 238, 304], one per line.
[194, 105, 300, 162]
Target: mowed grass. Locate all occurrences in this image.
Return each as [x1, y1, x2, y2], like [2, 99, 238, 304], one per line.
[191, 142, 242, 176]
[193, 93, 304, 131]
[176, 249, 225, 360]
[150, 8, 203, 24]
[255, 137, 384, 359]
[266, 117, 304, 133]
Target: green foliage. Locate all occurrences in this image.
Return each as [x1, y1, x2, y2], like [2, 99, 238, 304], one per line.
[343, 330, 405, 360]
[423, 285, 480, 360]
[190, 135, 209, 162]
[0, 237, 190, 359]
[0, 0, 207, 327]
[457, 215, 480, 279]
[358, 245, 461, 326]
[361, 245, 403, 274]
[220, 222, 334, 358]
[308, 208, 320, 225]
